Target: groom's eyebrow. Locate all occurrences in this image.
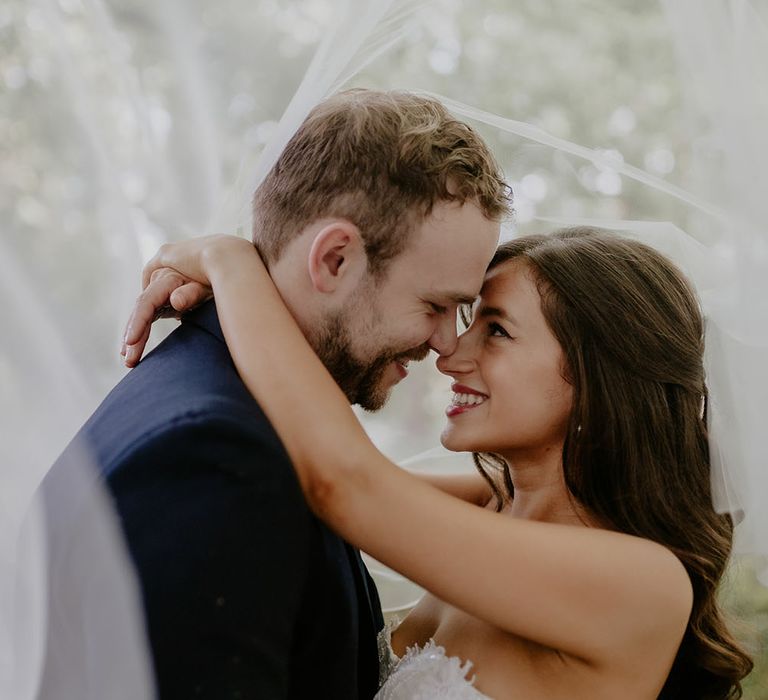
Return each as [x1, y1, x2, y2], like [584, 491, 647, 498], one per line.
[441, 292, 478, 305]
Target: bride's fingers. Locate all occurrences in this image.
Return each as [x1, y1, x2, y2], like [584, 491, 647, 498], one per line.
[123, 323, 151, 368]
[121, 277, 212, 367]
[122, 270, 187, 350]
[140, 235, 244, 290]
[141, 244, 175, 290]
[169, 281, 212, 313]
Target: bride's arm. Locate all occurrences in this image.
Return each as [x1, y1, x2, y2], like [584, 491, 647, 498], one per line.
[123, 249, 493, 508]
[127, 236, 692, 665]
[415, 472, 492, 506]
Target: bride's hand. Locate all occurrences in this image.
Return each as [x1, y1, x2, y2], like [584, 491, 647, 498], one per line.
[121, 234, 256, 367]
[120, 268, 211, 367]
[140, 234, 253, 289]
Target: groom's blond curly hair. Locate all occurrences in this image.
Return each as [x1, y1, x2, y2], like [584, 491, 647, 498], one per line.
[252, 89, 511, 277]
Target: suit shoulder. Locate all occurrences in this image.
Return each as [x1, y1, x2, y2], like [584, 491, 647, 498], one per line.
[80, 330, 284, 478]
[108, 409, 294, 484]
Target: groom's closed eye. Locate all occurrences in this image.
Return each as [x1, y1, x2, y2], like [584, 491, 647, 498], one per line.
[429, 302, 449, 314]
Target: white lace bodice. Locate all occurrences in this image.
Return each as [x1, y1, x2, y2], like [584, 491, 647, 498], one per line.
[375, 621, 492, 699]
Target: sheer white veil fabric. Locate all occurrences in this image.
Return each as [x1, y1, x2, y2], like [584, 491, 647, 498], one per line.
[1, 0, 766, 697]
[658, 0, 768, 573]
[1, 2, 428, 697]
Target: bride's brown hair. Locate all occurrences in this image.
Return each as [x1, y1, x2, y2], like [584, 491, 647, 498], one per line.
[472, 227, 752, 698]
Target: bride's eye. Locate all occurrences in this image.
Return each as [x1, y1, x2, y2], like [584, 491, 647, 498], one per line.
[488, 322, 511, 339]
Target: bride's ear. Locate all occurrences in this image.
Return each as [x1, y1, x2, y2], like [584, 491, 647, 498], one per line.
[307, 220, 367, 294]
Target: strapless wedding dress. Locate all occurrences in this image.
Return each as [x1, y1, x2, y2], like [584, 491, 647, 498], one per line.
[375, 622, 492, 699]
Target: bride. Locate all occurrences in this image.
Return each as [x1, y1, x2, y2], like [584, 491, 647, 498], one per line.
[124, 226, 752, 698]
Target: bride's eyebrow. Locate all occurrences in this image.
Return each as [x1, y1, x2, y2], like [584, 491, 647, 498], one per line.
[477, 305, 520, 326]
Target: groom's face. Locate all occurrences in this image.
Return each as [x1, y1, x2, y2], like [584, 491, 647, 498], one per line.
[314, 199, 500, 411]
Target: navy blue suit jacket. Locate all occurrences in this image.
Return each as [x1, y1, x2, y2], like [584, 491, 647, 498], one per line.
[50, 300, 384, 699]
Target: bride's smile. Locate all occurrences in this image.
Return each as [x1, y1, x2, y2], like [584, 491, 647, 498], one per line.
[446, 383, 489, 417]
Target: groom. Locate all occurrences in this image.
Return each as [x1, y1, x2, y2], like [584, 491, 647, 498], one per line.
[54, 89, 509, 699]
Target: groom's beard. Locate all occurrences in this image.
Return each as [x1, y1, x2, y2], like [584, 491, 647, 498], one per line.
[313, 314, 430, 411]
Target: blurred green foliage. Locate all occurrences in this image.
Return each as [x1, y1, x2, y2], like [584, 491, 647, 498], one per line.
[721, 560, 768, 698]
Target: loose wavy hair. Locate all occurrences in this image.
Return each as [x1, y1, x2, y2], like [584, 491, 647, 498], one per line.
[252, 88, 511, 277]
[470, 227, 752, 698]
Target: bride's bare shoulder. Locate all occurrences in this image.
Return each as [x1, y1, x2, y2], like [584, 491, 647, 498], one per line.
[628, 534, 693, 626]
[570, 527, 694, 666]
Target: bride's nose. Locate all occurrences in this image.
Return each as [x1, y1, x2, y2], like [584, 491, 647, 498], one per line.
[435, 330, 476, 376]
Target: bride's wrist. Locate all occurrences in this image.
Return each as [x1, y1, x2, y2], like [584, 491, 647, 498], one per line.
[203, 236, 257, 285]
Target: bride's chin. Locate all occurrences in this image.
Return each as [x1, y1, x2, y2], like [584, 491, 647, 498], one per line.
[440, 427, 472, 453]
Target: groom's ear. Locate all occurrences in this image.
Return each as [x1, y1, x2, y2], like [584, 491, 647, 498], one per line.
[307, 220, 367, 294]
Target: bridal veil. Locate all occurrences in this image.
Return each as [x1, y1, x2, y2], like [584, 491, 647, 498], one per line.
[1, 1, 766, 696]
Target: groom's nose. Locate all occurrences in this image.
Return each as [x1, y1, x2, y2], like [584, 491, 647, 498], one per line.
[428, 311, 459, 356]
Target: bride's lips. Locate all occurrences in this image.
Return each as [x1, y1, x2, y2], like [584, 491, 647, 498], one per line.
[446, 383, 489, 418]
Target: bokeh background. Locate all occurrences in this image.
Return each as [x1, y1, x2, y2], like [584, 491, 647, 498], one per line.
[1, 0, 766, 695]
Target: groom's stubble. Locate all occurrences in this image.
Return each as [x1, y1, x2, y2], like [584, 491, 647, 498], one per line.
[310, 299, 431, 412]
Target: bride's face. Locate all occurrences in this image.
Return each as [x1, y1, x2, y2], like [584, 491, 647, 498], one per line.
[436, 259, 573, 458]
